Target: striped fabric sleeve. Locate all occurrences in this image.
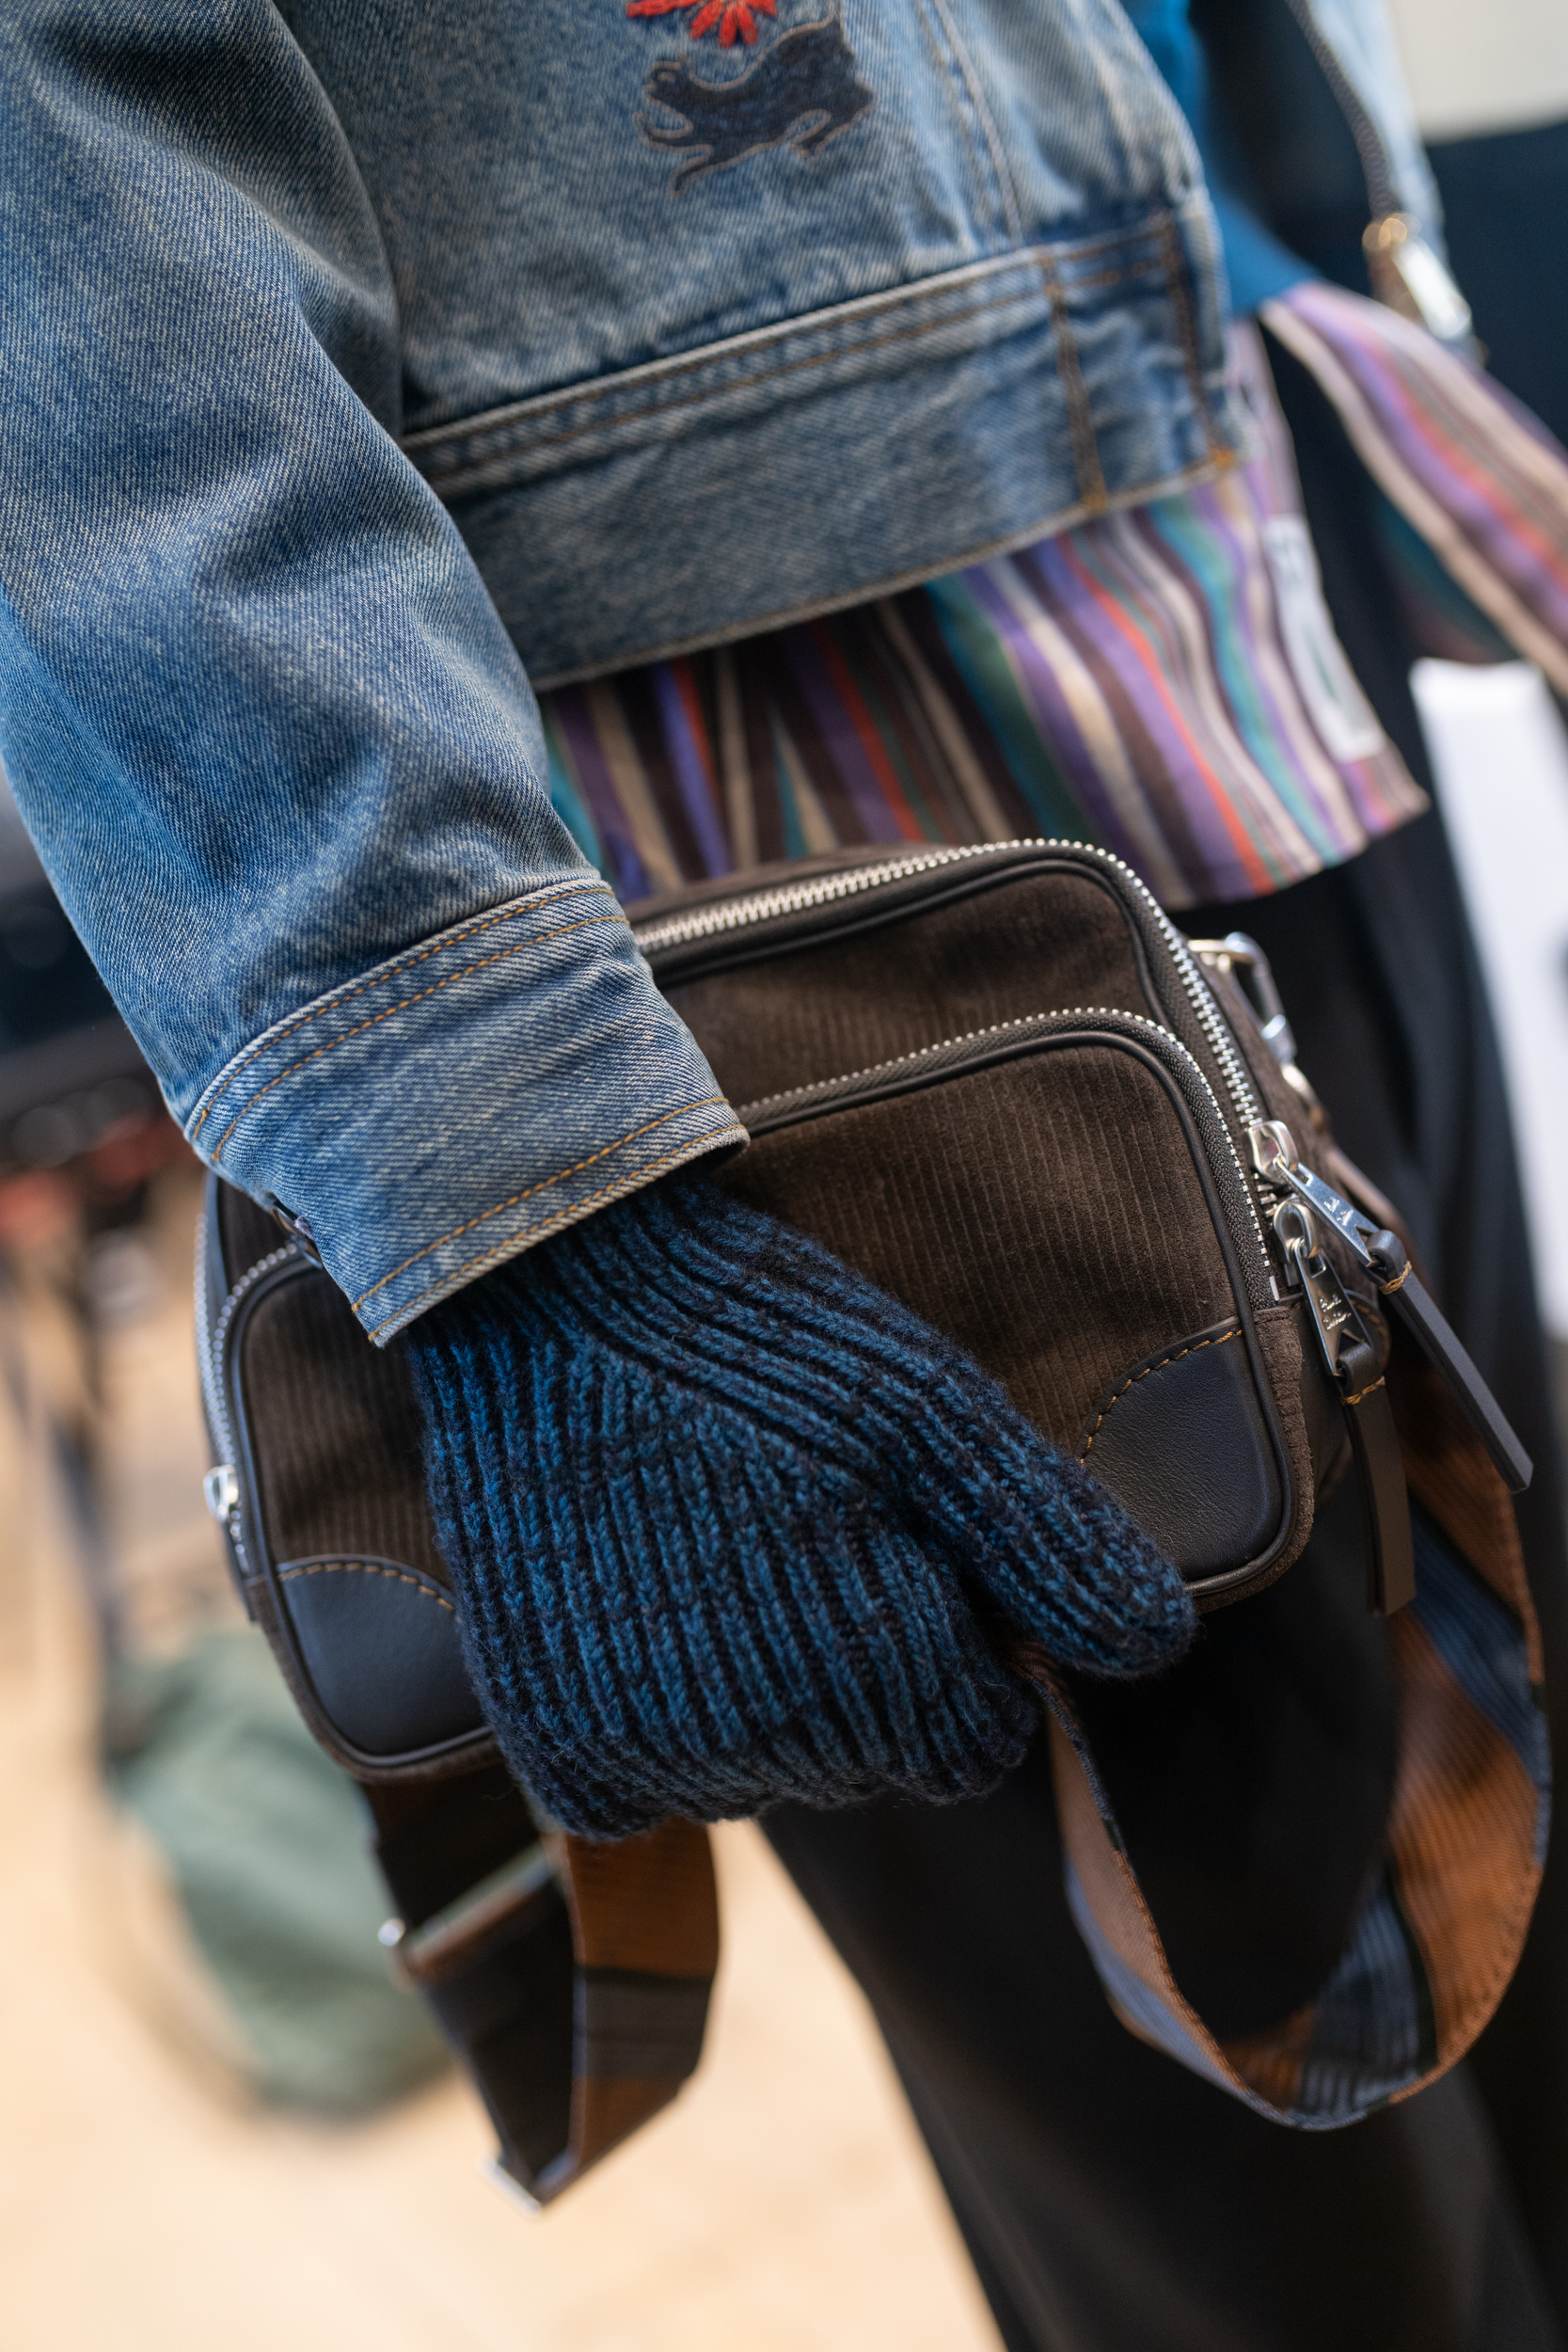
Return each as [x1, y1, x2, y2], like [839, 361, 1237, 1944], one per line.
[1262, 278, 1568, 696]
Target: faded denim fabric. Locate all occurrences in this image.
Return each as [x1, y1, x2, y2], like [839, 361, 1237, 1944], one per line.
[0, 0, 1421, 1335]
[381, 0, 1245, 685]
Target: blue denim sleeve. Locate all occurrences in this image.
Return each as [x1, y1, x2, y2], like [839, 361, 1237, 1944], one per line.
[0, 1, 742, 1341]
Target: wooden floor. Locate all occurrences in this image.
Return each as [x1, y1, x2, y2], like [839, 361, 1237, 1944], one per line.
[0, 1171, 999, 2352]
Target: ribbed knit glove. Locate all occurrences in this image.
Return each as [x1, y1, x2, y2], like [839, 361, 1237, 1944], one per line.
[404, 1172, 1195, 1837]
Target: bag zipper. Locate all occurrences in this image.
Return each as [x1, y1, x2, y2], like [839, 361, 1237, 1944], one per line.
[636, 838, 1266, 1143]
[195, 1216, 301, 1563]
[735, 1005, 1275, 1312]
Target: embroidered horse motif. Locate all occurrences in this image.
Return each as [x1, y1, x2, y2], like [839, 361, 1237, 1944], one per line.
[639, 14, 875, 192]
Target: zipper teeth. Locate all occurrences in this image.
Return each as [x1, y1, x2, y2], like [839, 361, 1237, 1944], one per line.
[1155, 908, 1263, 1129]
[194, 1208, 220, 1449]
[638, 836, 1264, 1135]
[195, 1228, 300, 1476]
[1280, 0, 1398, 220]
[741, 1006, 1272, 1280]
[739, 1011, 1069, 1115]
[632, 843, 994, 953]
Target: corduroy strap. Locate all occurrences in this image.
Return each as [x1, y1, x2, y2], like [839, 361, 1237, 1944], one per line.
[1033, 1332, 1548, 2128]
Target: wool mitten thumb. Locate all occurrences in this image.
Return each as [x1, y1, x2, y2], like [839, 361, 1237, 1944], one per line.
[404, 1171, 1196, 1837]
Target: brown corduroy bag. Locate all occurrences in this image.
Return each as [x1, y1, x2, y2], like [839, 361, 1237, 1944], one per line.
[201, 839, 1545, 2188]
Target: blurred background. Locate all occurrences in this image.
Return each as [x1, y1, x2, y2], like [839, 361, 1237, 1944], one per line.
[3, 2, 1567, 2345]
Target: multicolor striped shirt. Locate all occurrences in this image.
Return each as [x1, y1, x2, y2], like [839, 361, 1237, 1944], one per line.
[539, 288, 1568, 911]
[1263, 279, 1568, 691]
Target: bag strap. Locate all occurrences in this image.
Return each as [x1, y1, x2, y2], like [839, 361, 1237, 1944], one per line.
[1341, 1373, 1416, 1613]
[1031, 1328, 1549, 2127]
[368, 1762, 719, 2206]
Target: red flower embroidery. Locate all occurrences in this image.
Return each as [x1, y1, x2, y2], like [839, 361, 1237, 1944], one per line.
[626, 0, 778, 45]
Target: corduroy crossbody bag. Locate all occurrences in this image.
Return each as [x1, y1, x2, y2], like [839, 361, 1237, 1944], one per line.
[199, 838, 1546, 2189]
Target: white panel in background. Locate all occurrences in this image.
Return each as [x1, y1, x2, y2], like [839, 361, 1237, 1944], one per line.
[1383, 0, 1568, 140]
[1410, 660, 1568, 1337]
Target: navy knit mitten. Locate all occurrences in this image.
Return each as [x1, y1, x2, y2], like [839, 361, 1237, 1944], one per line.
[404, 1173, 1195, 1837]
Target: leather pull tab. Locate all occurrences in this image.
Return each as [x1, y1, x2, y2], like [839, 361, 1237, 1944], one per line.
[1369, 1239, 1534, 1495]
[1342, 1376, 1417, 1615]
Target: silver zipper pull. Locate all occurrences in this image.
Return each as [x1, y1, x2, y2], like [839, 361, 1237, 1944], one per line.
[1249, 1120, 1392, 1266]
[1364, 215, 1474, 347]
[1252, 1121, 1532, 1493]
[1274, 4, 1472, 351]
[1273, 1200, 1415, 1613]
[1271, 1200, 1365, 1381]
[203, 1464, 239, 1523]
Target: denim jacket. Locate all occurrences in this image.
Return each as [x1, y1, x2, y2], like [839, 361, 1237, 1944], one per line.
[0, 0, 1434, 1338]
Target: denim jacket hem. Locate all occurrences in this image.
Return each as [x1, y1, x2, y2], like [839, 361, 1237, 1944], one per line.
[522, 447, 1241, 691]
[408, 201, 1244, 685]
[182, 877, 745, 1342]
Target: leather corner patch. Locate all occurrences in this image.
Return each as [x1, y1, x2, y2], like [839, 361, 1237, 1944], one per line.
[1077, 1320, 1285, 1579]
[276, 1554, 485, 1759]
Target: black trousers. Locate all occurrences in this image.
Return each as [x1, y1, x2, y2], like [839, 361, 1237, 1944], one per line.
[766, 352, 1568, 2349]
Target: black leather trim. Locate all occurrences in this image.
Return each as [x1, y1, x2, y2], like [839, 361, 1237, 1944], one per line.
[275, 1553, 486, 1757]
[1077, 1320, 1282, 1579]
[208, 1200, 498, 1783]
[1291, 1293, 1352, 1501]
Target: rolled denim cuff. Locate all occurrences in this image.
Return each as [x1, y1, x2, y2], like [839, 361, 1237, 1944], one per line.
[183, 876, 746, 1343]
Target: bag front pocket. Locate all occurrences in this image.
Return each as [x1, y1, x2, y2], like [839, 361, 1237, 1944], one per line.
[723, 1009, 1314, 1603]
